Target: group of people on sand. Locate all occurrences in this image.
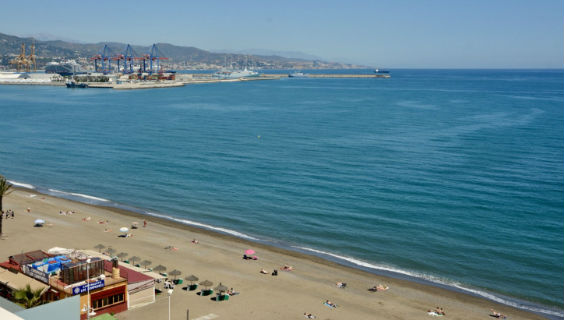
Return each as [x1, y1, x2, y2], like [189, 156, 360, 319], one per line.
[259, 268, 279, 276]
[260, 265, 293, 275]
[1, 209, 15, 219]
[59, 210, 75, 216]
[427, 306, 446, 316]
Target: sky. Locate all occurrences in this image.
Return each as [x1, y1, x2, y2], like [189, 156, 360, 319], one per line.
[1, 0, 562, 68]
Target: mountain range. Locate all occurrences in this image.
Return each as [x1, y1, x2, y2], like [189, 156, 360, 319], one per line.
[0, 32, 363, 70]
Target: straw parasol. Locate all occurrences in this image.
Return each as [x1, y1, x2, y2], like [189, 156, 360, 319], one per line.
[117, 252, 128, 261]
[129, 256, 140, 265]
[169, 269, 182, 280]
[94, 244, 106, 253]
[106, 247, 116, 257]
[153, 265, 167, 273]
[199, 280, 213, 289]
[214, 283, 228, 293]
[141, 260, 152, 269]
[185, 275, 199, 284]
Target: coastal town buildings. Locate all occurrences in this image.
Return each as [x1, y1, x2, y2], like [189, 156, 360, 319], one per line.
[0, 248, 158, 319]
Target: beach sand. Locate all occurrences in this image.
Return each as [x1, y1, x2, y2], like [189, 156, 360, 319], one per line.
[0, 188, 544, 320]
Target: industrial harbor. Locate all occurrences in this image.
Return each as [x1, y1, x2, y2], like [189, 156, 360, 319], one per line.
[0, 42, 390, 90]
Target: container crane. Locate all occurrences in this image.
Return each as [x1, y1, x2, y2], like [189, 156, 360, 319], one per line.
[28, 43, 37, 72]
[90, 45, 113, 74]
[9, 43, 29, 72]
[143, 44, 168, 74]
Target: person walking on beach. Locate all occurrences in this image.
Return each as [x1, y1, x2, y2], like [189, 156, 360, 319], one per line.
[143, 220, 147, 228]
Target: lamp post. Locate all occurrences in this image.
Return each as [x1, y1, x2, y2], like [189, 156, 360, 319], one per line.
[86, 258, 91, 320]
[167, 289, 173, 320]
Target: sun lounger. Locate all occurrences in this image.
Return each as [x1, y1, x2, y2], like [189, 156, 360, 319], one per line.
[201, 289, 213, 296]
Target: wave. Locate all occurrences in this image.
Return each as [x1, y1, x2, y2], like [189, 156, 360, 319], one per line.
[294, 246, 564, 319]
[47, 189, 109, 202]
[69, 193, 109, 202]
[8, 180, 35, 189]
[144, 211, 258, 241]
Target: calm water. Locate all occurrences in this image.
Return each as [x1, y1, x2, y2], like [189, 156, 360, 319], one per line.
[1, 70, 562, 317]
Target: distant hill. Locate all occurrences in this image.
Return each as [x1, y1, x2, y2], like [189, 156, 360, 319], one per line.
[0, 32, 363, 70]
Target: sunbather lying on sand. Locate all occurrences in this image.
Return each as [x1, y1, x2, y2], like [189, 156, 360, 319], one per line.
[489, 309, 506, 319]
[324, 300, 337, 308]
[427, 307, 445, 316]
[281, 265, 294, 271]
[304, 312, 316, 319]
[368, 284, 389, 292]
[336, 282, 347, 288]
[260, 268, 268, 274]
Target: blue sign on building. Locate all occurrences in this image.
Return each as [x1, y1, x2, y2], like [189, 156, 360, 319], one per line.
[71, 280, 105, 295]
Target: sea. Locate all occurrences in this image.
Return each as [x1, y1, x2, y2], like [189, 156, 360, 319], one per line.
[0, 69, 562, 318]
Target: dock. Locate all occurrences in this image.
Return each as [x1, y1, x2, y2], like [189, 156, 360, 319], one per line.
[263, 74, 390, 79]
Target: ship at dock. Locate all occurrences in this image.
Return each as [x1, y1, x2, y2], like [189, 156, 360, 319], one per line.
[45, 61, 86, 76]
[213, 68, 259, 79]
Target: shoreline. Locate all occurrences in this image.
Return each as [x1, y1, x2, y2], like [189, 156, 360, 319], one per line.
[5, 184, 560, 319]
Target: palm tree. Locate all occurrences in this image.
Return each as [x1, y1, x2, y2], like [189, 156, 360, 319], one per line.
[0, 175, 13, 236]
[14, 284, 44, 308]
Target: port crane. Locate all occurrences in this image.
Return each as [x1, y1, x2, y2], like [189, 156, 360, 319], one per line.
[136, 44, 168, 74]
[90, 45, 113, 74]
[9, 43, 35, 72]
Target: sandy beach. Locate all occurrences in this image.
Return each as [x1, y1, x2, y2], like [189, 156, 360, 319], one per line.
[0, 188, 545, 320]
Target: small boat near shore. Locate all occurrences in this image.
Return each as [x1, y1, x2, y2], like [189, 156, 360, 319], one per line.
[65, 81, 88, 88]
[374, 68, 390, 74]
[288, 71, 308, 78]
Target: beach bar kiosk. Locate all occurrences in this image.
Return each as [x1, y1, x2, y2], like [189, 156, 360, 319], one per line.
[49, 257, 128, 319]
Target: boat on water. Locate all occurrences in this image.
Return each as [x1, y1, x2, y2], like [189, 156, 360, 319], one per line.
[65, 81, 88, 88]
[288, 71, 308, 78]
[374, 68, 390, 74]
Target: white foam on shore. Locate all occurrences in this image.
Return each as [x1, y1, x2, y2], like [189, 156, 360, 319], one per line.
[8, 180, 35, 189]
[47, 189, 109, 202]
[295, 246, 564, 319]
[69, 193, 109, 202]
[145, 211, 258, 241]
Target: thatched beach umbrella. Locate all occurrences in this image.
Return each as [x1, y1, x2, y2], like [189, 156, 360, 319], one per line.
[106, 247, 116, 257]
[169, 269, 182, 280]
[214, 283, 228, 293]
[129, 256, 140, 265]
[153, 265, 167, 273]
[117, 252, 128, 261]
[94, 244, 106, 253]
[141, 260, 152, 269]
[199, 280, 213, 289]
[185, 275, 199, 284]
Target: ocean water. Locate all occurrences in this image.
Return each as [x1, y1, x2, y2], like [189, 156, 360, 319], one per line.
[0, 69, 562, 317]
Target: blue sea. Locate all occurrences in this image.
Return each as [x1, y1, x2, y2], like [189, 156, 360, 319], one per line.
[1, 69, 562, 318]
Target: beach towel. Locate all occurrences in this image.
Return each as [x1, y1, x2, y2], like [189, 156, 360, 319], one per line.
[427, 311, 443, 317]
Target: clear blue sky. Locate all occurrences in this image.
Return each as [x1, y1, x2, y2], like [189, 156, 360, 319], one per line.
[1, 0, 562, 68]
